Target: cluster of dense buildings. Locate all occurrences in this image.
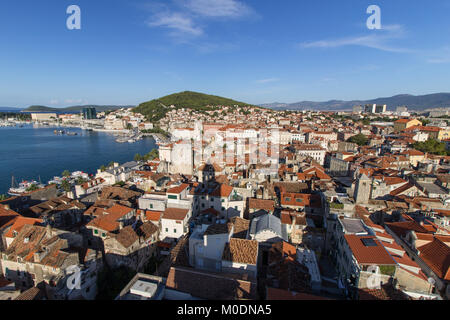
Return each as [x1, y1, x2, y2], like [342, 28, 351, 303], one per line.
[1, 106, 449, 301]
[30, 108, 154, 132]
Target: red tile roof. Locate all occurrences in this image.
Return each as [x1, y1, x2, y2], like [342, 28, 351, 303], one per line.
[163, 207, 189, 220]
[211, 184, 233, 198]
[4, 217, 43, 238]
[248, 198, 275, 212]
[222, 238, 258, 265]
[145, 210, 163, 222]
[417, 238, 450, 281]
[167, 183, 189, 194]
[344, 235, 396, 265]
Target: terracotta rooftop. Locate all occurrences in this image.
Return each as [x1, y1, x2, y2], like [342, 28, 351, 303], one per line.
[344, 235, 396, 265]
[228, 217, 250, 239]
[4, 217, 43, 238]
[222, 238, 258, 265]
[248, 198, 275, 212]
[166, 266, 257, 300]
[417, 238, 450, 281]
[211, 184, 234, 198]
[358, 284, 412, 300]
[204, 223, 232, 236]
[109, 226, 138, 248]
[167, 183, 189, 194]
[163, 207, 189, 220]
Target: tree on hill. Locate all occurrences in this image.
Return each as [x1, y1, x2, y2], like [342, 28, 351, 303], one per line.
[347, 134, 368, 146]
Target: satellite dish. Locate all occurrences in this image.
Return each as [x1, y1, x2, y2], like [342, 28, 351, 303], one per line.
[427, 277, 436, 285]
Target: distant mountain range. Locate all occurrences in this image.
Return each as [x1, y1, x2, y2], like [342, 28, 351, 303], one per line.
[260, 93, 450, 111]
[21, 105, 134, 113]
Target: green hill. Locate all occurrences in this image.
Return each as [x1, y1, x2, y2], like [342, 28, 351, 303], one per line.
[25, 105, 57, 112]
[133, 91, 256, 122]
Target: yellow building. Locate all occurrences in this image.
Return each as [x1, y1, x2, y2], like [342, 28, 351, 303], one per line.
[394, 119, 422, 132]
[438, 128, 450, 141]
[402, 149, 426, 166]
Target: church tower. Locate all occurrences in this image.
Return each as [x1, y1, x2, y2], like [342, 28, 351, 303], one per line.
[354, 173, 371, 204]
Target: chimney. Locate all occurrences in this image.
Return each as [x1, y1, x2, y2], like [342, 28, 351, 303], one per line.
[3, 204, 10, 211]
[46, 224, 53, 239]
[140, 210, 145, 222]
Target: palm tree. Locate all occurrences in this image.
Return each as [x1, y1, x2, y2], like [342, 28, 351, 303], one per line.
[62, 170, 71, 177]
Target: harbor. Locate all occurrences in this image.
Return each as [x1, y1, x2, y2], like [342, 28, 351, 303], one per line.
[0, 124, 158, 195]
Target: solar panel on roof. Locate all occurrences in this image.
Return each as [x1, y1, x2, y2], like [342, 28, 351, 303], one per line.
[361, 238, 377, 247]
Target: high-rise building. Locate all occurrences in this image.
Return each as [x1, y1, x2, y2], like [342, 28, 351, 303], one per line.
[364, 104, 387, 114]
[82, 107, 97, 120]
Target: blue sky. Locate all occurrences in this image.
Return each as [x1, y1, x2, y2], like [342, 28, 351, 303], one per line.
[1, 0, 450, 107]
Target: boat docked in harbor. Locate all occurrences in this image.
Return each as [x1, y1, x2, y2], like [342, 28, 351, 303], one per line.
[8, 176, 45, 196]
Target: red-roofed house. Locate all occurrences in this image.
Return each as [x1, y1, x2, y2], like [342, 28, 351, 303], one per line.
[160, 207, 192, 240]
[335, 234, 397, 298]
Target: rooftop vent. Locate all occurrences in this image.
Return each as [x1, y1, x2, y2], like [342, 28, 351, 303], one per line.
[130, 280, 158, 298]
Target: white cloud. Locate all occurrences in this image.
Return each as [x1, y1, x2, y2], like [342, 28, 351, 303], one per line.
[256, 78, 280, 84]
[426, 47, 450, 64]
[145, 0, 255, 39]
[147, 12, 203, 36]
[183, 0, 252, 18]
[299, 25, 410, 53]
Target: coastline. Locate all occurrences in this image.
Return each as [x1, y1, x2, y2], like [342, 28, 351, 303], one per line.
[0, 125, 158, 195]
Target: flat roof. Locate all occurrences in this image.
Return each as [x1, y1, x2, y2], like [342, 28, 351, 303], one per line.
[340, 218, 368, 234]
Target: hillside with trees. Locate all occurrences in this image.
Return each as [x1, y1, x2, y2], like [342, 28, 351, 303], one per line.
[133, 91, 257, 123]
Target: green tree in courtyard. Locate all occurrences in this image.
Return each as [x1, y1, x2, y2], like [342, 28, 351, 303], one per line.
[61, 180, 71, 192]
[347, 134, 368, 146]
